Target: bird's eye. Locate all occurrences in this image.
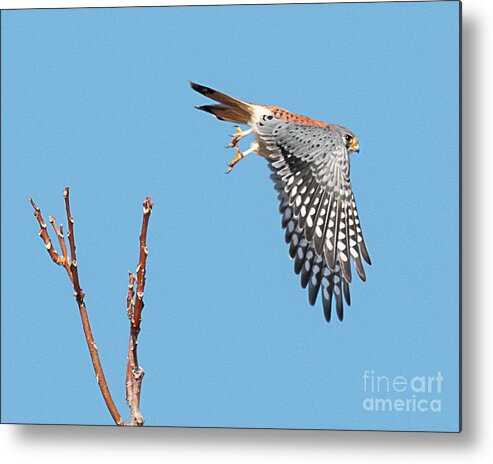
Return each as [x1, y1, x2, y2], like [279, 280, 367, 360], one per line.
[345, 134, 353, 143]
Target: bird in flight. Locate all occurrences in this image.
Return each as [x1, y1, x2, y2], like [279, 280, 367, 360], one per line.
[191, 82, 371, 323]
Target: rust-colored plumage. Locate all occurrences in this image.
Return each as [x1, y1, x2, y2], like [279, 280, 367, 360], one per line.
[263, 106, 329, 128]
[191, 81, 329, 129]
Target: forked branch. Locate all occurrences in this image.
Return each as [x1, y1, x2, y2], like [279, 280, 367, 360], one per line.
[30, 189, 153, 426]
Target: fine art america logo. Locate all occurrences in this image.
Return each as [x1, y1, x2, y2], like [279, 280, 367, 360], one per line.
[362, 370, 443, 413]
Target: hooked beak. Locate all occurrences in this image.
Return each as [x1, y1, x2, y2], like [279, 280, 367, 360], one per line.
[352, 140, 360, 153]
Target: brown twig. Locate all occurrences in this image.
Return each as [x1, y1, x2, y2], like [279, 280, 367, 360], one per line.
[125, 196, 153, 426]
[30, 198, 64, 267]
[31, 190, 126, 426]
[125, 272, 136, 412]
[63, 188, 83, 303]
[132, 197, 153, 332]
[49, 217, 72, 280]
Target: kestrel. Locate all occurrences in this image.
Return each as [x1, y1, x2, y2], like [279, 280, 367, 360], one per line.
[191, 82, 371, 323]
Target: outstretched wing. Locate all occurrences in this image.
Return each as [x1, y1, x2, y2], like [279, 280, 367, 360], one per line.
[256, 116, 371, 322]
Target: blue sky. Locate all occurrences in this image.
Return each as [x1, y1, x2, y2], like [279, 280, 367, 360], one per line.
[1, 1, 459, 431]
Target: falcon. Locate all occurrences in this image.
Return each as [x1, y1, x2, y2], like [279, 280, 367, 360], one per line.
[191, 82, 371, 323]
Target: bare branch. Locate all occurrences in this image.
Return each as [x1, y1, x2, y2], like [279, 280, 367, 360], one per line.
[63, 187, 83, 303]
[49, 216, 72, 280]
[132, 197, 153, 332]
[31, 190, 126, 426]
[126, 196, 153, 426]
[31, 189, 154, 426]
[125, 272, 136, 408]
[76, 296, 126, 425]
[30, 198, 64, 267]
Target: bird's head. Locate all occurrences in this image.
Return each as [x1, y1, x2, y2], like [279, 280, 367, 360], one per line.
[335, 126, 360, 154]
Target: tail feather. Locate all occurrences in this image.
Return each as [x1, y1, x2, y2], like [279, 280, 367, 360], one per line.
[194, 104, 251, 124]
[190, 81, 249, 107]
[191, 81, 253, 124]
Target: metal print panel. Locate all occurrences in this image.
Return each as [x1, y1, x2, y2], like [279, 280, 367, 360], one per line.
[1, 1, 461, 432]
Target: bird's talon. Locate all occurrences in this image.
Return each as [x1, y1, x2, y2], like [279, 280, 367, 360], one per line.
[227, 127, 253, 148]
[229, 127, 240, 138]
[226, 161, 237, 173]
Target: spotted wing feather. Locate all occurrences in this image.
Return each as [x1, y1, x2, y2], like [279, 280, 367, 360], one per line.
[261, 117, 370, 322]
